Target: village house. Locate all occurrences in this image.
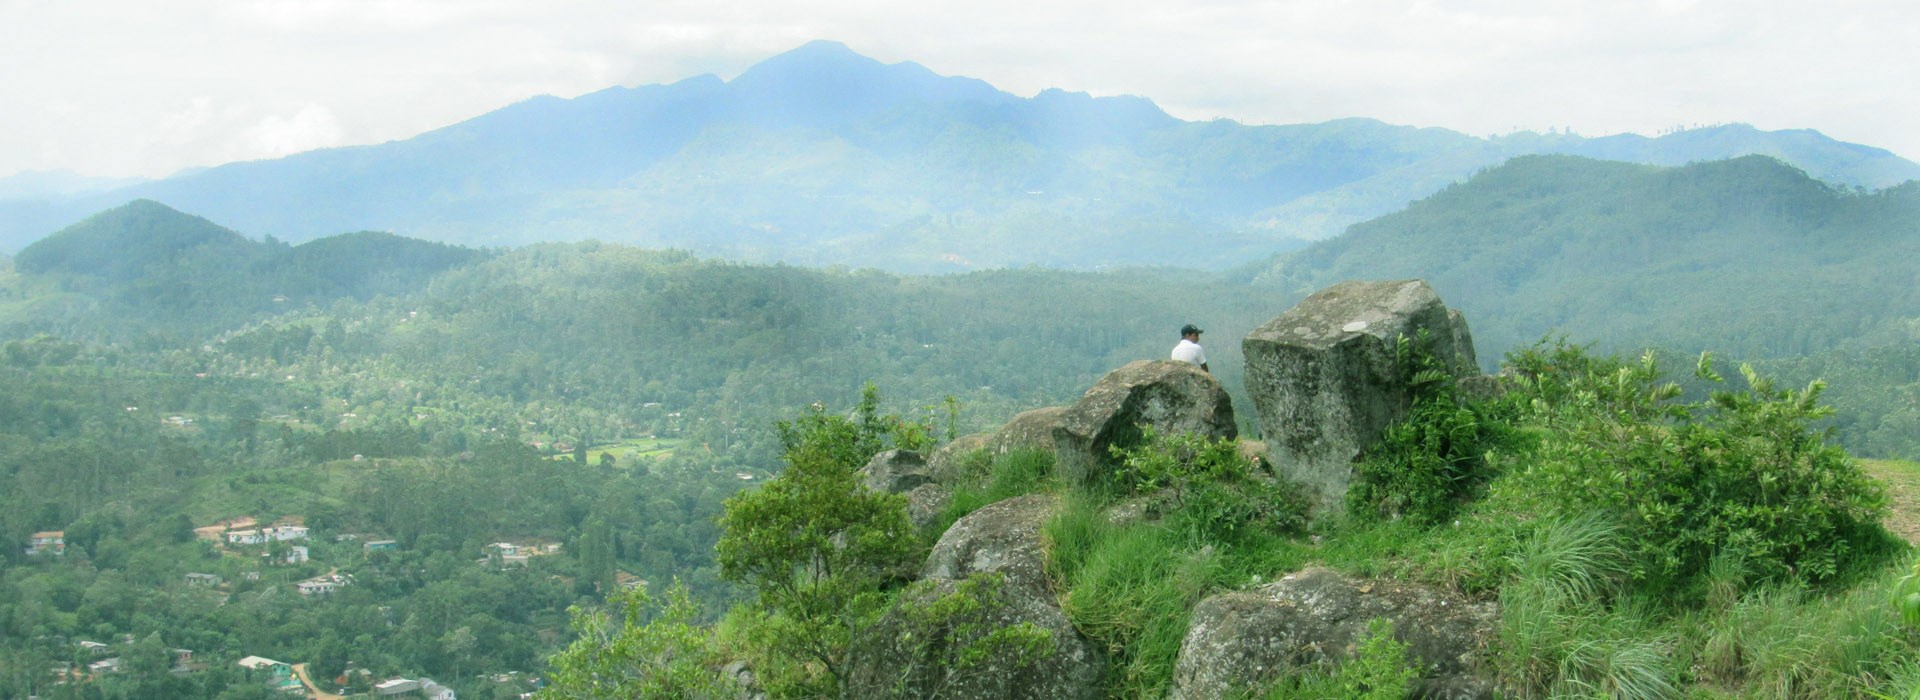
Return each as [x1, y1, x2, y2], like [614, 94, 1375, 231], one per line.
[486, 542, 529, 566]
[264, 545, 310, 565]
[615, 571, 649, 590]
[226, 524, 310, 546]
[375, 678, 421, 694]
[185, 573, 222, 587]
[237, 656, 302, 694]
[26, 531, 64, 556]
[375, 677, 456, 699]
[483, 541, 561, 568]
[88, 658, 122, 675]
[364, 539, 399, 552]
[170, 649, 203, 675]
[297, 573, 349, 596]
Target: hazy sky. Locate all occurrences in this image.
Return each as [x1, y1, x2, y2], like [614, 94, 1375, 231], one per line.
[4, 0, 1916, 179]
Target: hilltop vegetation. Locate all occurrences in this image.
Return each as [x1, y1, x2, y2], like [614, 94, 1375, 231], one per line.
[550, 340, 1917, 698]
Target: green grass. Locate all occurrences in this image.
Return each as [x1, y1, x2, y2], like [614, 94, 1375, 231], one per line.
[1043, 486, 1312, 698]
[546, 437, 683, 465]
[928, 447, 1059, 539]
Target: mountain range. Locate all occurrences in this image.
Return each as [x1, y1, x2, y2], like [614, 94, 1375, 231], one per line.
[5, 150, 1919, 461]
[3, 40, 1917, 272]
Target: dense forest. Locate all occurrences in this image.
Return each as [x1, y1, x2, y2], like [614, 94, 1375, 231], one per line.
[3, 150, 1919, 697]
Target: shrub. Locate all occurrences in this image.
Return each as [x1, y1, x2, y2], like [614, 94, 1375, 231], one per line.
[1109, 427, 1310, 544]
[1496, 342, 1891, 600]
[1347, 332, 1513, 525]
[543, 581, 738, 699]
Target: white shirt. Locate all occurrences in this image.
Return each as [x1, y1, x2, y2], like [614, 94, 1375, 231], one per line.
[1171, 338, 1207, 367]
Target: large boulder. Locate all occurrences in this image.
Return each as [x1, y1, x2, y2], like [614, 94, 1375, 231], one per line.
[927, 432, 994, 483]
[1051, 360, 1237, 486]
[1170, 567, 1498, 700]
[922, 494, 1058, 593]
[845, 575, 1101, 700]
[845, 494, 1103, 699]
[993, 405, 1069, 456]
[1243, 280, 1477, 508]
[926, 406, 1068, 484]
[861, 449, 934, 494]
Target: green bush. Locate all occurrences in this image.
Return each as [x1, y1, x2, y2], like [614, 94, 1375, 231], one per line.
[1496, 341, 1893, 600]
[1109, 427, 1310, 545]
[1347, 332, 1513, 525]
[542, 581, 738, 699]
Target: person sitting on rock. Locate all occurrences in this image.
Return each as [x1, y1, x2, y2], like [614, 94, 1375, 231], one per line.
[1171, 324, 1209, 373]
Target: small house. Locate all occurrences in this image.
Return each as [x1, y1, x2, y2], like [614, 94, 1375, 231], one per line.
[26, 531, 64, 556]
[296, 574, 348, 596]
[375, 678, 422, 695]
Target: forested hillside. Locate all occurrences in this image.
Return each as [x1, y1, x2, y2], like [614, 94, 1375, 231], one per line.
[6, 200, 486, 344]
[0, 220, 1307, 698]
[1255, 154, 1920, 458]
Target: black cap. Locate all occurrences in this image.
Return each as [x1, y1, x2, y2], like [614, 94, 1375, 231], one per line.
[1181, 324, 1203, 336]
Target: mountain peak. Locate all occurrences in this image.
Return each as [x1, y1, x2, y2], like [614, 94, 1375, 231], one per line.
[725, 40, 1011, 126]
[731, 39, 891, 87]
[15, 199, 256, 280]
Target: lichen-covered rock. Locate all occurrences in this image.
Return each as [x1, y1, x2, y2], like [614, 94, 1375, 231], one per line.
[922, 494, 1057, 594]
[1170, 567, 1498, 700]
[925, 407, 1068, 485]
[861, 449, 933, 494]
[1051, 360, 1236, 486]
[904, 482, 951, 531]
[845, 575, 1101, 700]
[993, 405, 1069, 456]
[719, 661, 766, 700]
[1242, 279, 1477, 508]
[927, 433, 994, 483]
[844, 493, 1103, 700]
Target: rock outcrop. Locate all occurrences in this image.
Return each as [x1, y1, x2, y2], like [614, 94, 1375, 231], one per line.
[1051, 360, 1236, 486]
[861, 449, 935, 494]
[928, 406, 1071, 483]
[921, 494, 1058, 593]
[1170, 567, 1498, 700]
[846, 494, 1103, 699]
[1242, 279, 1477, 508]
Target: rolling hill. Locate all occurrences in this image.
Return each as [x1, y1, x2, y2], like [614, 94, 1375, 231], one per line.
[1252, 154, 1920, 361]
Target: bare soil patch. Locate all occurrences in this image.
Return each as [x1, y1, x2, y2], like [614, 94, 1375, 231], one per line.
[1861, 458, 1920, 544]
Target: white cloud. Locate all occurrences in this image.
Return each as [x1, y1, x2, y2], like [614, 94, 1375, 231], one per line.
[2, 0, 1919, 177]
[236, 104, 348, 161]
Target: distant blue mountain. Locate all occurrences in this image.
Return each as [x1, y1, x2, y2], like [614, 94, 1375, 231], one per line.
[4, 40, 1915, 271]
